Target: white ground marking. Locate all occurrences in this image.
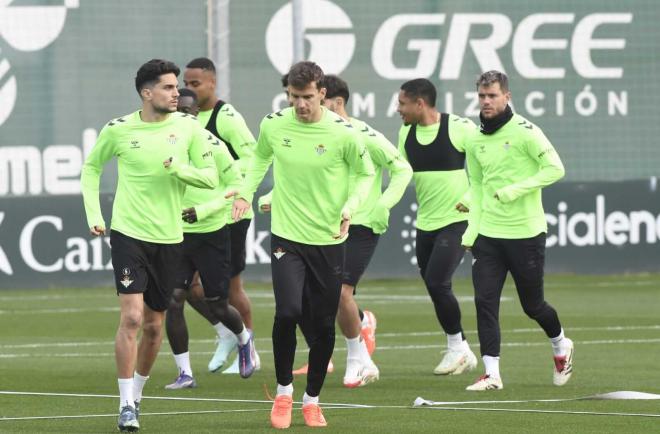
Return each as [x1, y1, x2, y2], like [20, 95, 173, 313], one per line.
[1, 337, 660, 359]
[2, 324, 657, 350]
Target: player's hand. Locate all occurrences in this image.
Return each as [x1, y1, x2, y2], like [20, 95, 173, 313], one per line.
[455, 202, 469, 213]
[182, 207, 198, 223]
[90, 225, 105, 236]
[334, 211, 351, 239]
[369, 203, 389, 234]
[225, 190, 250, 222]
[163, 157, 173, 168]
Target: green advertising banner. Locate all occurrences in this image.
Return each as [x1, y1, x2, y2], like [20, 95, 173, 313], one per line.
[229, 0, 657, 182]
[1, 1, 659, 288]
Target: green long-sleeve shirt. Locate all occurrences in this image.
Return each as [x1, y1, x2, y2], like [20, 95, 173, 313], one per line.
[398, 115, 476, 231]
[239, 107, 375, 245]
[197, 102, 256, 221]
[182, 136, 242, 233]
[349, 118, 412, 233]
[81, 111, 218, 244]
[462, 113, 565, 246]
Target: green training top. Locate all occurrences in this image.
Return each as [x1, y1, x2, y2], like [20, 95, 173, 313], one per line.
[239, 107, 375, 245]
[197, 102, 255, 221]
[81, 111, 218, 244]
[349, 118, 412, 233]
[182, 136, 242, 234]
[462, 113, 565, 246]
[398, 114, 476, 232]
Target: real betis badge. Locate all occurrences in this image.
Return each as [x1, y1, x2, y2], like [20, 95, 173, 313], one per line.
[503, 141, 511, 150]
[167, 134, 177, 145]
[315, 144, 326, 155]
[120, 268, 134, 288]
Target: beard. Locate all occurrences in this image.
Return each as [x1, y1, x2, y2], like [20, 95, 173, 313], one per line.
[154, 102, 176, 114]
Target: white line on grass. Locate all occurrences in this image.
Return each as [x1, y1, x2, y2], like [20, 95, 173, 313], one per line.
[2, 337, 660, 359]
[0, 390, 375, 408]
[1, 391, 659, 422]
[2, 324, 658, 350]
[414, 406, 660, 418]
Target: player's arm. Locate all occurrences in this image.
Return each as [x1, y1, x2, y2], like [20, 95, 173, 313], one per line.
[342, 132, 376, 219]
[450, 115, 478, 211]
[167, 126, 219, 189]
[228, 118, 274, 221]
[184, 142, 242, 223]
[461, 145, 483, 248]
[257, 190, 273, 213]
[80, 125, 115, 235]
[216, 105, 256, 174]
[368, 135, 412, 234]
[495, 125, 565, 203]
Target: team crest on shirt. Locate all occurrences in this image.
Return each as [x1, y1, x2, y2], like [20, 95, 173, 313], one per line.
[479, 145, 486, 153]
[167, 134, 177, 145]
[315, 144, 327, 155]
[281, 138, 292, 148]
[503, 141, 511, 151]
[130, 140, 140, 149]
[120, 268, 134, 288]
[273, 247, 286, 259]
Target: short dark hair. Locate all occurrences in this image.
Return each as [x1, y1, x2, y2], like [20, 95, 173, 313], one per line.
[135, 59, 180, 94]
[400, 78, 436, 107]
[323, 75, 349, 104]
[186, 57, 216, 73]
[280, 73, 289, 88]
[178, 88, 197, 101]
[287, 61, 324, 90]
[476, 70, 509, 92]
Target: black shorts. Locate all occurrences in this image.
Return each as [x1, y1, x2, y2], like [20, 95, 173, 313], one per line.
[175, 227, 231, 300]
[270, 234, 344, 320]
[342, 225, 380, 288]
[229, 219, 251, 277]
[110, 230, 182, 312]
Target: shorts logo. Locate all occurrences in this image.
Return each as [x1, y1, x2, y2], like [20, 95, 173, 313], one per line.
[315, 144, 327, 155]
[167, 134, 177, 145]
[120, 267, 134, 288]
[273, 247, 286, 259]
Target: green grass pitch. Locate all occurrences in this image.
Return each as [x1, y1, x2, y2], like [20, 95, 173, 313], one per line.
[1, 274, 659, 433]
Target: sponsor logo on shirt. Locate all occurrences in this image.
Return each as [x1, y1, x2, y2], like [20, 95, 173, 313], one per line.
[315, 144, 327, 155]
[282, 138, 292, 148]
[130, 140, 140, 149]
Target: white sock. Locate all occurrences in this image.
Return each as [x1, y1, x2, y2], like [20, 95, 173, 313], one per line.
[550, 328, 566, 356]
[276, 383, 293, 397]
[237, 326, 251, 346]
[302, 392, 319, 405]
[173, 352, 193, 377]
[118, 378, 134, 410]
[482, 355, 501, 379]
[132, 372, 149, 404]
[447, 332, 463, 351]
[345, 336, 362, 359]
[214, 321, 233, 339]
